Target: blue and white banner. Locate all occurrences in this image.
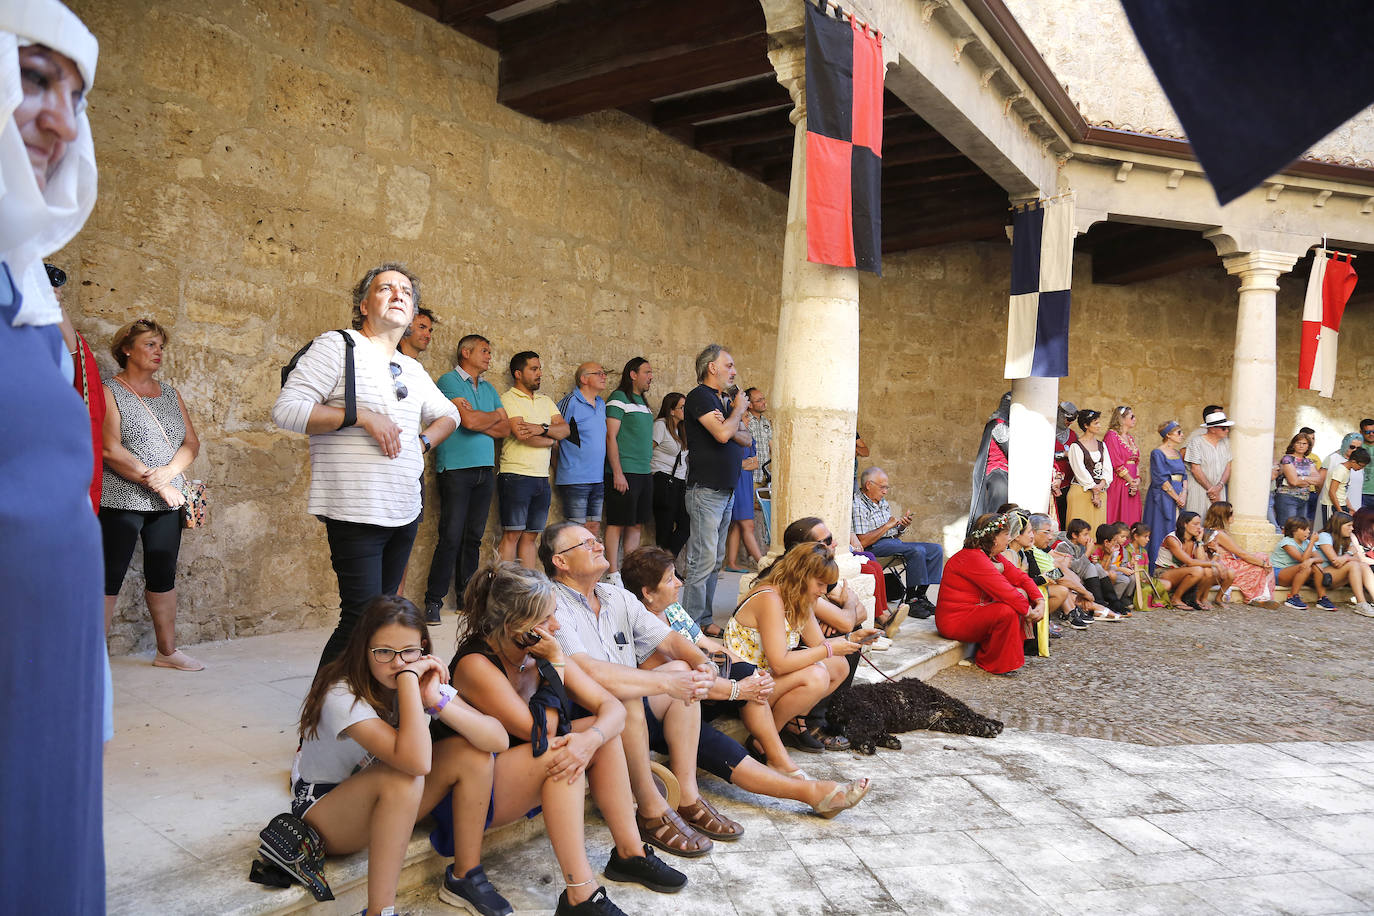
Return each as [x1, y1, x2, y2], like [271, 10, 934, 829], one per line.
[1004, 196, 1073, 379]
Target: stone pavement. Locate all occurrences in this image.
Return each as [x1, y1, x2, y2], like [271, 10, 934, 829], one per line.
[104, 580, 1374, 915]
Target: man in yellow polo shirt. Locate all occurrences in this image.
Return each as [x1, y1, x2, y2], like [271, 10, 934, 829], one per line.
[499, 350, 569, 568]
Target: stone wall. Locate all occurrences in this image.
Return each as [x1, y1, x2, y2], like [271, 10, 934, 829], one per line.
[58, 0, 1374, 654]
[62, 0, 785, 654]
[1001, 0, 1374, 164]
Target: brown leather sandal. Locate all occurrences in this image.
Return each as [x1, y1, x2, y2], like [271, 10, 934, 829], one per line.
[677, 797, 744, 841]
[636, 809, 713, 857]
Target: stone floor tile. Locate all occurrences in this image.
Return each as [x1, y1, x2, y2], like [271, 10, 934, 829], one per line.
[874, 861, 1057, 914]
[787, 836, 854, 868]
[103, 801, 200, 895]
[1145, 808, 1353, 874]
[1181, 872, 1366, 915]
[710, 846, 830, 916]
[1043, 883, 1222, 915]
[990, 847, 1105, 896]
[1071, 849, 1235, 889]
[965, 772, 1049, 803]
[1055, 789, 1197, 819]
[998, 797, 1084, 826]
[1136, 772, 1248, 812]
[808, 863, 906, 913]
[1279, 813, 1374, 857]
[870, 737, 1009, 776]
[1270, 741, 1374, 765]
[1065, 737, 1215, 775]
[1326, 764, 1374, 789]
[1311, 866, 1374, 908]
[965, 822, 1130, 864]
[843, 830, 995, 866]
[1088, 816, 1190, 855]
[870, 775, 1020, 833]
[1186, 743, 1330, 778]
[1219, 775, 1374, 818]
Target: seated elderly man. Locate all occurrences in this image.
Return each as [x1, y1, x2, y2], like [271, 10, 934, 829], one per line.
[853, 466, 944, 617]
[539, 521, 742, 859]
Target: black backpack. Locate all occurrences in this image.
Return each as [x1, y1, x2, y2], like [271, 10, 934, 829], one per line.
[280, 329, 357, 429]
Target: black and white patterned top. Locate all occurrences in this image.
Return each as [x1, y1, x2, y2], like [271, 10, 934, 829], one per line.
[100, 379, 187, 512]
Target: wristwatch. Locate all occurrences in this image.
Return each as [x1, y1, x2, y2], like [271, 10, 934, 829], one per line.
[541, 422, 550, 434]
[419, 433, 432, 453]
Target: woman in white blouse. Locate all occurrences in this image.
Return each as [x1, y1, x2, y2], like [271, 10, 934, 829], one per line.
[650, 392, 690, 555]
[1066, 408, 1111, 530]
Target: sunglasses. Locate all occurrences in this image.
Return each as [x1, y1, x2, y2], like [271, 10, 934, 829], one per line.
[389, 362, 408, 401]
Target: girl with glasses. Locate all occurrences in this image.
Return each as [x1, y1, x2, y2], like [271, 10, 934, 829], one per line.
[291, 596, 507, 916]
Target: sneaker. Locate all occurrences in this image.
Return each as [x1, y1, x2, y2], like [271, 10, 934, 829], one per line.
[1284, 595, 1309, 610]
[1354, 602, 1374, 618]
[603, 846, 686, 893]
[1066, 610, 1089, 630]
[439, 865, 513, 916]
[556, 887, 627, 916]
[870, 635, 892, 651]
[1316, 597, 1338, 611]
[424, 601, 442, 625]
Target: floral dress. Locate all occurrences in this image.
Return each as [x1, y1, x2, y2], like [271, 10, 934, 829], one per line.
[724, 588, 801, 672]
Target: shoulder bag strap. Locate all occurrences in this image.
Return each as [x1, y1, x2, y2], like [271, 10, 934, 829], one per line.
[334, 330, 357, 429]
[114, 375, 176, 453]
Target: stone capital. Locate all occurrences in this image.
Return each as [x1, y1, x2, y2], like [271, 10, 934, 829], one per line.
[1218, 249, 1301, 294]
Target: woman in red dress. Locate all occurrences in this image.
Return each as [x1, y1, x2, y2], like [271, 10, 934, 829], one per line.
[1104, 406, 1142, 526]
[935, 513, 1045, 675]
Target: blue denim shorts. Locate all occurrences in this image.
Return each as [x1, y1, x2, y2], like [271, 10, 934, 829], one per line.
[558, 482, 604, 524]
[499, 473, 552, 531]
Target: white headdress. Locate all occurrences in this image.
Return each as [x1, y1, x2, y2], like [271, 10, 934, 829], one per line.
[0, 0, 97, 327]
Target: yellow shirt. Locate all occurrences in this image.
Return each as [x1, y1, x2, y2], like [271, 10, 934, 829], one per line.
[499, 387, 559, 477]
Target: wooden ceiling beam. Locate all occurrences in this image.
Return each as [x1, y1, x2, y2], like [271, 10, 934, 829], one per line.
[496, 0, 770, 121]
[883, 216, 1011, 252]
[694, 107, 795, 150]
[652, 76, 789, 129]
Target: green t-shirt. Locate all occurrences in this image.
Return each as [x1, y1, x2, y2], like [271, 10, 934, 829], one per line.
[606, 391, 653, 475]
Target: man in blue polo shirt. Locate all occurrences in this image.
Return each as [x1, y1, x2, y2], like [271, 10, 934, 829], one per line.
[555, 362, 608, 537]
[423, 333, 511, 622]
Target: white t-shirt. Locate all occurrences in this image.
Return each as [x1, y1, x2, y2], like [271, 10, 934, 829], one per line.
[649, 418, 688, 479]
[297, 683, 382, 785]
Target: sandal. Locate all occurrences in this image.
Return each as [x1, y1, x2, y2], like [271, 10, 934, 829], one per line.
[677, 797, 744, 840]
[746, 735, 807, 778]
[782, 717, 825, 754]
[880, 603, 909, 638]
[1091, 609, 1124, 622]
[153, 649, 205, 671]
[807, 726, 851, 752]
[811, 778, 872, 819]
[636, 809, 713, 858]
[702, 624, 725, 639]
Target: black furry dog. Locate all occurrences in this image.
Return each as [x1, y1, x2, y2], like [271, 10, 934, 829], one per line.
[830, 677, 1003, 755]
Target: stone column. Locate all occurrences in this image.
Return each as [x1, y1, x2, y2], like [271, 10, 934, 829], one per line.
[1007, 377, 1057, 514]
[759, 22, 867, 609]
[1217, 248, 1301, 551]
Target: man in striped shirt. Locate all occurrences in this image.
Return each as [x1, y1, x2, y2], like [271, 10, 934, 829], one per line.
[273, 263, 459, 666]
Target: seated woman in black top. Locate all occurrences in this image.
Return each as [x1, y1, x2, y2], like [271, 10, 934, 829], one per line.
[444, 562, 685, 915]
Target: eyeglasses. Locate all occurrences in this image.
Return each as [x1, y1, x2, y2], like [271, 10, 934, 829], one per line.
[820, 534, 834, 546]
[370, 645, 424, 663]
[389, 362, 409, 401]
[556, 536, 602, 555]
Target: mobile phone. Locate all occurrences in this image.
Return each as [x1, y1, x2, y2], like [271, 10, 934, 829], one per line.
[849, 628, 880, 644]
[514, 629, 542, 649]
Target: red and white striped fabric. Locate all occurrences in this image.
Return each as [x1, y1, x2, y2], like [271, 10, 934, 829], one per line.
[1298, 250, 1358, 399]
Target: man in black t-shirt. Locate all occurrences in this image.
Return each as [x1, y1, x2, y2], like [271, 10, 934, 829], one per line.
[681, 344, 752, 632]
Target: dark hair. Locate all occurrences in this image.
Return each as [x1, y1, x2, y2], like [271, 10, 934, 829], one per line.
[538, 521, 584, 576]
[1094, 524, 1116, 545]
[350, 262, 420, 330]
[744, 387, 758, 399]
[1130, 521, 1151, 538]
[1284, 432, 1314, 456]
[783, 516, 825, 553]
[656, 392, 686, 448]
[1326, 512, 1354, 556]
[414, 306, 436, 323]
[1203, 405, 1222, 420]
[1352, 508, 1374, 550]
[1282, 516, 1312, 538]
[995, 503, 1020, 514]
[298, 596, 430, 741]
[617, 357, 649, 398]
[1076, 409, 1101, 432]
[1203, 501, 1234, 531]
[110, 317, 171, 368]
[510, 350, 539, 377]
[456, 562, 556, 657]
[1360, 418, 1374, 430]
[456, 333, 490, 365]
[620, 546, 676, 607]
[1174, 511, 1200, 542]
[1066, 518, 1091, 539]
[1298, 426, 1315, 436]
[964, 513, 1007, 553]
[1352, 447, 1372, 467]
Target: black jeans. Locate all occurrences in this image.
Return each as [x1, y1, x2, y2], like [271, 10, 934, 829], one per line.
[424, 466, 496, 609]
[652, 472, 690, 555]
[319, 515, 420, 668]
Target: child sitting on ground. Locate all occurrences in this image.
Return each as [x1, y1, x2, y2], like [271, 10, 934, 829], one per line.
[1092, 523, 1135, 616]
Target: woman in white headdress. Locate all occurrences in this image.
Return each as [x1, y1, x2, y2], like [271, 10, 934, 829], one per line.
[0, 2, 106, 912]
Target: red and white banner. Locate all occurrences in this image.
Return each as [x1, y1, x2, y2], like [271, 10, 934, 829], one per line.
[1298, 249, 1357, 399]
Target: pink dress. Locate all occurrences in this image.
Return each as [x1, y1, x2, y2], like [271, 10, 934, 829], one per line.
[1104, 430, 1142, 526]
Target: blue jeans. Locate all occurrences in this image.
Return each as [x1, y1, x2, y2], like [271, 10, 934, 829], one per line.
[1273, 492, 1312, 530]
[683, 485, 734, 628]
[558, 481, 604, 524]
[424, 466, 496, 608]
[320, 515, 420, 667]
[870, 537, 944, 592]
[498, 473, 552, 531]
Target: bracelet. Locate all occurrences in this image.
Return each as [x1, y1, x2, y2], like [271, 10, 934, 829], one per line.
[425, 683, 457, 717]
[824, 642, 834, 658]
[396, 669, 420, 684]
[728, 679, 740, 701]
[589, 724, 607, 745]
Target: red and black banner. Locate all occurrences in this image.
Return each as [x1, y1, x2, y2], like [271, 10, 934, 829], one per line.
[805, 0, 884, 275]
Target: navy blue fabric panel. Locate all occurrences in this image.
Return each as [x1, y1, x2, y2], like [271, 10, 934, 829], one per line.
[0, 265, 107, 912]
[1031, 288, 1072, 378]
[1120, 0, 1374, 205]
[851, 145, 882, 275]
[1009, 206, 1043, 296]
[805, 0, 854, 142]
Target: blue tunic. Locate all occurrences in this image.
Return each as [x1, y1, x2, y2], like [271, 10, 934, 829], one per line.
[1143, 447, 1188, 574]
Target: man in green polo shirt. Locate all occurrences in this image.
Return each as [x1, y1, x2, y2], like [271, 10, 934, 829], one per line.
[422, 333, 510, 622]
[604, 357, 655, 579]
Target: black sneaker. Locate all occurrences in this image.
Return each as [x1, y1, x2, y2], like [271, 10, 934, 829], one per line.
[555, 887, 627, 916]
[1066, 609, 1089, 630]
[603, 846, 686, 893]
[439, 864, 513, 916]
[908, 599, 933, 620]
[424, 601, 442, 624]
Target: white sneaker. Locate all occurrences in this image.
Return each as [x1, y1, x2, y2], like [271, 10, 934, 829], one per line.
[1354, 603, 1374, 618]
[870, 635, 892, 651]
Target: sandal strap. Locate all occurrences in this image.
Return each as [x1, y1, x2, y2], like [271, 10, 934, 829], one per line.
[677, 798, 743, 839]
[636, 810, 710, 854]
